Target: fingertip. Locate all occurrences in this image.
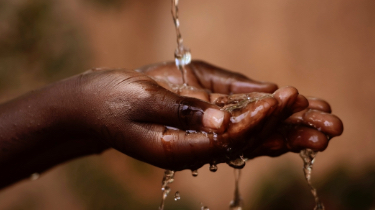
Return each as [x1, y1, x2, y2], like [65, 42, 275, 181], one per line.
[291, 94, 309, 113]
[202, 108, 230, 133]
[303, 110, 344, 137]
[286, 126, 329, 152]
[330, 115, 344, 136]
[273, 86, 299, 114]
[307, 97, 332, 113]
[273, 86, 299, 102]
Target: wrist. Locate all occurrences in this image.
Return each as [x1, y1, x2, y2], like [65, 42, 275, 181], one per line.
[0, 76, 108, 188]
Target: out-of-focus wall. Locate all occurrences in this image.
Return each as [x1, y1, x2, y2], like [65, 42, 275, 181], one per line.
[0, 0, 374, 209]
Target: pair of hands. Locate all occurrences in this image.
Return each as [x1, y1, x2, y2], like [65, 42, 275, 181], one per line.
[0, 60, 343, 189]
[75, 60, 343, 170]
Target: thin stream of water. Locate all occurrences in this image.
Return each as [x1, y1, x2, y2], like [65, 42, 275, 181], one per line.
[171, 0, 191, 85]
[165, 3, 327, 210]
[300, 149, 325, 210]
[159, 170, 175, 210]
[158, 1, 193, 209]
[229, 169, 243, 210]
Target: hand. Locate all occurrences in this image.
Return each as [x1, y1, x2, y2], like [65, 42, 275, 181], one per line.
[133, 61, 343, 169]
[0, 60, 343, 189]
[137, 60, 278, 99]
[211, 91, 343, 161]
[74, 60, 280, 170]
[247, 96, 343, 158]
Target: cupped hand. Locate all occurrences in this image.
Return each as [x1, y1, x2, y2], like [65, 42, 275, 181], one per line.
[0, 60, 343, 189]
[211, 91, 343, 161]
[74, 61, 342, 171]
[136, 61, 343, 168]
[72, 61, 277, 170]
[137, 60, 278, 96]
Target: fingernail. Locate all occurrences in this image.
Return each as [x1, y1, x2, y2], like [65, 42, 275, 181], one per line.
[203, 108, 225, 130]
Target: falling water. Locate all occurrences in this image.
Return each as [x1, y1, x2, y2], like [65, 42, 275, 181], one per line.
[300, 149, 325, 210]
[174, 191, 181, 201]
[159, 170, 176, 210]
[229, 169, 243, 210]
[171, 0, 191, 85]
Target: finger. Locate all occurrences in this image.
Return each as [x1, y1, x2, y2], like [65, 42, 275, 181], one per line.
[273, 86, 308, 116]
[245, 125, 330, 158]
[111, 123, 212, 170]
[214, 93, 278, 140]
[130, 80, 230, 133]
[153, 77, 211, 102]
[307, 97, 332, 113]
[245, 133, 288, 159]
[255, 87, 307, 140]
[189, 60, 278, 94]
[285, 109, 343, 137]
[228, 96, 278, 139]
[292, 94, 309, 113]
[285, 125, 329, 152]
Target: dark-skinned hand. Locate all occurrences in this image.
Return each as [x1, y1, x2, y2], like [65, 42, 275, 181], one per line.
[137, 61, 343, 169]
[0, 60, 343, 189]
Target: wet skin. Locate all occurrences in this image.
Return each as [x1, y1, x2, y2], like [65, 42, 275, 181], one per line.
[0, 60, 343, 188]
[139, 61, 343, 169]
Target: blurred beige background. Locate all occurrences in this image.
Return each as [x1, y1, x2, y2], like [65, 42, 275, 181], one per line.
[0, 0, 374, 209]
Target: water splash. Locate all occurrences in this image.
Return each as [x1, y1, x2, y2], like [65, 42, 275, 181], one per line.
[171, 0, 191, 85]
[159, 170, 175, 210]
[229, 169, 243, 210]
[300, 149, 325, 210]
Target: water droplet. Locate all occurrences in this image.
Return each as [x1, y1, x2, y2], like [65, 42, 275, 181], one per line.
[175, 47, 191, 66]
[174, 191, 181, 201]
[200, 202, 210, 210]
[192, 170, 198, 177]
[209, 164, 218, 172]
[227, 156, 246, 169]
[30, 173, 40, 181]
[212, 132, 218, 141]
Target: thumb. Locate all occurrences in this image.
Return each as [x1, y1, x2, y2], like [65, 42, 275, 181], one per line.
[131, 83, 230, 134]
[190, 60, 278, 94]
